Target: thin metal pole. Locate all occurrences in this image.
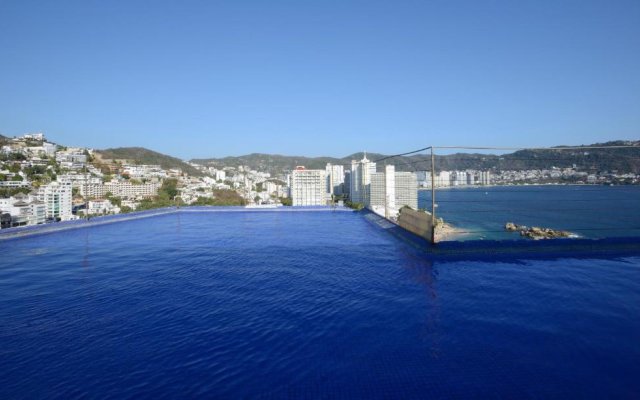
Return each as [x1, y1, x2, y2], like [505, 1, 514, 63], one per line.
[384, 162, 388, 219]
[430, 147, 436, 245]
[85, 170, 89, 221]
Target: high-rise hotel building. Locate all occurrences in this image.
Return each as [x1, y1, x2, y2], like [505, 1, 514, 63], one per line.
[369, 165, 418, 217]
[291, 167, 327, 206]
[325, 163, 345, 197]
[350, 153, 376, 204]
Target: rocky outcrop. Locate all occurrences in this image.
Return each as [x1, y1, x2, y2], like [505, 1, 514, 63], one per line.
[504, 222, 573, 240]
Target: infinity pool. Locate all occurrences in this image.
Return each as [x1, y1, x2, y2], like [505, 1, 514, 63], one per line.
[1, 211, 639, 398]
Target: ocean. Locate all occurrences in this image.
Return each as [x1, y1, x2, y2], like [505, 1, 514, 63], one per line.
[419, 185, 640, 240]
[1, 209, 639, 398]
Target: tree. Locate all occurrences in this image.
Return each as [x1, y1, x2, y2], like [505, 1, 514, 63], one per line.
[279, 197, 292, 206]
[160, 178, 178, 200]
[0, 187, 30, 197]
[83, 149, 94, 162]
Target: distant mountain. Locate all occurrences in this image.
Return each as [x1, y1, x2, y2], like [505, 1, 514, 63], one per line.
[191, 141, 640, 176]
[97, 147, 205, 177]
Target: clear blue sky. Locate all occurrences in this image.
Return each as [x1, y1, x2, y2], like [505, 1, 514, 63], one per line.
[1, 0, 638, 159]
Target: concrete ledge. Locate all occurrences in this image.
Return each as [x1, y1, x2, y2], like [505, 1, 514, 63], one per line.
[397, 207, 433, 242]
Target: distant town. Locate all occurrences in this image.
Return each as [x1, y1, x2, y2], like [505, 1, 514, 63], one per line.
[0, 132, 638, 229]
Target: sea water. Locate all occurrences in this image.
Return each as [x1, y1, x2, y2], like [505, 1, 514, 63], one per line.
[419, 185, 640, 240]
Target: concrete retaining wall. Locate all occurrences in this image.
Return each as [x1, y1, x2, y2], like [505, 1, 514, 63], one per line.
[397, 208, 433, 242]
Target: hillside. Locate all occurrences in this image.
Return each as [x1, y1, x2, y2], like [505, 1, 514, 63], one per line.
[191, 141, 640, 175]
[97, 147, 205, 177]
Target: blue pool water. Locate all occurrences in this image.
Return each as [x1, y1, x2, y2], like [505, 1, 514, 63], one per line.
[419, 185, 640, 240]
[1, 211, 639, 398]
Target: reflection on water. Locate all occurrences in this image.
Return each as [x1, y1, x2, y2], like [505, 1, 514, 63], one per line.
[399, 247, 442, 357]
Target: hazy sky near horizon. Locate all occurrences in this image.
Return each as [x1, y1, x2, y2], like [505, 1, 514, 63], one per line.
[1, 0, 639, 159]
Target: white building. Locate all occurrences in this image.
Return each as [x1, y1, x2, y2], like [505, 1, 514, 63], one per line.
[480, 171, 491, 185]
[87, 199, 119, 215]
[29, 200, 46, 225]
[436, 171, 451, 187]
[25, 142, 57, 157]
[79, 181, 161, 200]
[395, 171, 418, 210]
[453, 171, 467, 186]
[122, 164, 166, 179]
[55, 151, 87, 169]
[0, 193, 46, 227]
[291, 167, 326, 206]
[325, 163, 345, 197]
[38, 181, 74, 221]
[350, 153, 376, 204]
[215, 170, 226, 181]
[23, 132, 45, 141]
[369, 165, 417, 218]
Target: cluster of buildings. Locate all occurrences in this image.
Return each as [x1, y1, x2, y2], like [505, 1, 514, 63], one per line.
[186, 163, 288, 205]
[289, 153, 419, 219]
[3, 132, 637, 229]
[490, 168, 640, 185]
[416, 170, 492, 188]
[0, 133, 178, 228]
[0, 181, 73, 228]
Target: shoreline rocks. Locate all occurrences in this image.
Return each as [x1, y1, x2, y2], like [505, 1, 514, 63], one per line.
[504, 222, 574, 240]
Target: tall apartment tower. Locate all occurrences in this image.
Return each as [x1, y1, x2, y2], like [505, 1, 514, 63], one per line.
[349, 153, 376, 204]
[325, 163, 345, 197]
[480, 171, 491, 185]
[291, 166, 327, 206]
[369, 165, 417, 216]
[38, 181, 73, 221]
[394, 171, 418, 210]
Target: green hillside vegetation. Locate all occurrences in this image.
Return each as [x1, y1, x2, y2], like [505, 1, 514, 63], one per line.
[191, 142, 640, 175]
[97, 147, 205, 177]
[136, 178, 181, 211]
[193, 189, 246, 206]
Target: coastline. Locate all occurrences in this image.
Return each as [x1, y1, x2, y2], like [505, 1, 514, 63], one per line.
[418, 183, 634, 191]
[435, 222, 469, 242]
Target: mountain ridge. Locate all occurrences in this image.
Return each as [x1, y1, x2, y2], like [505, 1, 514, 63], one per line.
[190, 141, 640, 175]
[96, 147, 205, 177]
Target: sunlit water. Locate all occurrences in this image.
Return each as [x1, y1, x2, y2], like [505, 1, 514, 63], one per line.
[1, 211, 639, 398]
[419, 185, 640, 240]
